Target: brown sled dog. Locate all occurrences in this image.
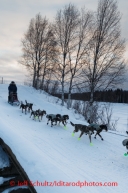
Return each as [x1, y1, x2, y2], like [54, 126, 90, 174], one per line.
[70, 121, 94, 143]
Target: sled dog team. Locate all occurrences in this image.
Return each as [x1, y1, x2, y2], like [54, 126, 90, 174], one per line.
[19, 100, 128, 155]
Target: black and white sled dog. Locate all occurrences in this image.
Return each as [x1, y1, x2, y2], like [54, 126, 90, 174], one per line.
[20, 101, 28, 114]
[87, 120, 108, 141]
[56, 114, 69, 126]
[70, 121, 94, 143]
[30, 109, 40, 120]
[46, 114, 60, 127]
[37, 110, 46, 121]
[94, 124, 108, 140]
[25, 100, 33, 112]
[46, 114, 69, 127]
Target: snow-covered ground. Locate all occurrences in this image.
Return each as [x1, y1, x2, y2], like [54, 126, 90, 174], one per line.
[0, 84, 128, 193]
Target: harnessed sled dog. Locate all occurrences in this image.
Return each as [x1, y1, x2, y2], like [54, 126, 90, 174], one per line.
[87, 120, 108, 141]
[20, 101, 28, 114]
[25, 100, 33, 112]
[46, 114, 69, 127]
[70, 121, 94, 143]
[30, 109, 40, 120]
[37, 110, 46, 121]
[56, 114, 69, 126]
[46, 114, 58, 127]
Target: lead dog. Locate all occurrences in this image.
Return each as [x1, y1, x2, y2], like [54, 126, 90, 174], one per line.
[87, 120, 108, 140]
[70, 121, 94, 143]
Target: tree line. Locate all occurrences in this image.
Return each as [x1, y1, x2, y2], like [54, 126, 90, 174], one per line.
[19, 0, 126, 121]
[53, 89, 128, 103]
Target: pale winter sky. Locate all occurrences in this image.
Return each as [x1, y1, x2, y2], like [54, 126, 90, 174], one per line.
[0, 0, 128, 87]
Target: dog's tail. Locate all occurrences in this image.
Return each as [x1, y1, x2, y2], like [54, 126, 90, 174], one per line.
[70, 121, 75, 127]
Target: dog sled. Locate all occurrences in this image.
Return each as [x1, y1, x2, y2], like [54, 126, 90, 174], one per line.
[8, 92, 20, 106]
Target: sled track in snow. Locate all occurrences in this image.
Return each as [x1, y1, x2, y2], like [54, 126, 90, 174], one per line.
[0, 138, 37, 193]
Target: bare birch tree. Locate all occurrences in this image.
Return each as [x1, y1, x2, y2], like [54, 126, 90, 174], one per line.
[82, 0, 126, 121]
[66, 9, 93, 109]
[40, 29, 58, 90]
[53, 4, 80, 106]
[20, 13, 55, 89]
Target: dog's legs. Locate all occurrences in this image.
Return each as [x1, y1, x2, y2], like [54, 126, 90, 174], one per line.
[79, 131, 84, 138]
[51, 120, 53, 127]
[94, 132, 104, 141]
[35, 115, 37, 121]
[97, 132, 103, 140]
[55, 120, 57, 125]
[94, 132, 97, 139]
[33, 114, 35, 120]
[91, 129, 94, 135]
[39, 116, 41, 122]
[30, 113, 32, 118]
[62, 120, 65, 126]
[88, 134, 91, 143]
[47, 119, 50, 125]
[37, 115, 39, 122]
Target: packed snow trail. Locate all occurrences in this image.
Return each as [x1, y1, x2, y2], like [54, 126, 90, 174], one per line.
[0, 84, 127, 193]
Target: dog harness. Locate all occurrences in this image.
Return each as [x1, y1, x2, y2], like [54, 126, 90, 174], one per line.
[88, 123, 100, 130]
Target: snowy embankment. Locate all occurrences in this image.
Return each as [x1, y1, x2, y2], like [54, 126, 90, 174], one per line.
[0, 84, 128, 193]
